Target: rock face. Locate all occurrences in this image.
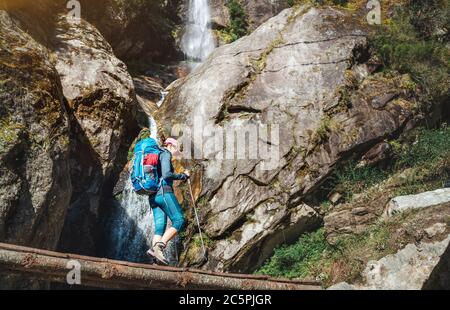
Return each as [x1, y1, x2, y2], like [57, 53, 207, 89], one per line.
[0, 10, 72, 289]
[0, 10, 72, 251]
[53, 15, 135, 255]
[242, 0, 289, 31]
[157, 6, 415, 272]
[210, 0, 288, 31]
[327, 198, 450, 290]
[210, 0, 230, 29]
[362, 235, 450, 290]
[78, 0, 179, 62]
[330, 234, 450, 290]
[325, 179, 450, 244]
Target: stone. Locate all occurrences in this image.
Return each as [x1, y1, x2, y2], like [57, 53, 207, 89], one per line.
[329, 192, 343, 205]
[210, 0, 230, 29]
[357, 142, 391, 168]
[53, 14, 135, 256]
[0, 10, 72, 250]
[78, 0, 178, 61]
[425, 223, 447, 239]
[242, 0, 289, 31]
[385, 188, 450, 217]
[329, 235, 450, 290]
[0, 9, 72, 289]
[327, 282, 355, 290]
[133, 75, 165, 103]
[156, 6, 415, 272]
[360, 235, 450, 290]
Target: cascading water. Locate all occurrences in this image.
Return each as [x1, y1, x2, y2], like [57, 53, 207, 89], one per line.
[104, 117, 179, 265]
[106, 181, 154, 263]
[181, 0, 216, 68]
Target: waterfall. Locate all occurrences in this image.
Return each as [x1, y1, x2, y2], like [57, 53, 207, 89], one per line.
[156, 90, 168, 108]
[105, 181, 180, 265]
[148, 115, 158, 140]
[181, 0, 216, 68]
[106, 181, 154, 263]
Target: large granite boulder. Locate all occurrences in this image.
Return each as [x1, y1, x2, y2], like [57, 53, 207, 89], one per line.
[156, 6, 416, 272]
[0, 10, 72, 251]
[53, 15, 136, 255]
[242, 0, 289, 31]
[210, 0, 289, 31]
[78, 0, 179, 62]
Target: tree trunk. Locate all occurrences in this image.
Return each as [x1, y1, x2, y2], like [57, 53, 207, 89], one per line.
[0, 242, 321, 290]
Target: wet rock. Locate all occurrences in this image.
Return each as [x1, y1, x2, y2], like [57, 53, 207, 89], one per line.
[133, 76, 165, 103]
[157, 6, 415, 272]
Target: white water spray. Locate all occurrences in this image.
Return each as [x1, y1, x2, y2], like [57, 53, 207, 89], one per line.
[181, 0, 216, 68]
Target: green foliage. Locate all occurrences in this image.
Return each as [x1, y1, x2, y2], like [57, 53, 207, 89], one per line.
[370, 0, 449, 110]
[319, 125, 450, 201]
[257, 220, 403, 286]
[328, 162, 390, 200]
[225, 0, 249, 42]
[394, 125, 450, 169]
[257, 229, 330, 279]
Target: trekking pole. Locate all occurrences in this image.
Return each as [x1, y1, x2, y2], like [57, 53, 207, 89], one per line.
[187, 179, 207, 260]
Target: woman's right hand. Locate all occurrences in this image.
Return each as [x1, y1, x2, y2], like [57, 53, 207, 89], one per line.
[180, 170, 190, 181]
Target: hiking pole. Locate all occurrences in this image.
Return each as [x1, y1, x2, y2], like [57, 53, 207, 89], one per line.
[187, 178, 207, 261]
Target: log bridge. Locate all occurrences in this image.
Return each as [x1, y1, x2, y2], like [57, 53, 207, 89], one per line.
[0, 242, 321, 290]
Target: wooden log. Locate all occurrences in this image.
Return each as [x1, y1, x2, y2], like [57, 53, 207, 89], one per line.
[0, 243, 321, 290]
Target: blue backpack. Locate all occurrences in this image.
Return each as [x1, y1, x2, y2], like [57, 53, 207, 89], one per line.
[130, 138, 162, 195]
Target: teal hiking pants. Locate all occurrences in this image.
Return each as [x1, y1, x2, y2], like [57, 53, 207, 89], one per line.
[149, 192, 186, 236]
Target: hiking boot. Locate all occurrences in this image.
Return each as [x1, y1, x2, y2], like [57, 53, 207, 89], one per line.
[147, 242, 169, 265]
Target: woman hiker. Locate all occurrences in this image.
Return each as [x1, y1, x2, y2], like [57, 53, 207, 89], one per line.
[146, 137, 190, 265]
[128, 130, 189, 265]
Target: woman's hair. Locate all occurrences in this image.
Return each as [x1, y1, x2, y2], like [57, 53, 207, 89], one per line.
[137, 128, 151, 141]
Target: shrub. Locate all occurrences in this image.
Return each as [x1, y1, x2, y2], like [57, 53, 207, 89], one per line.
[256, 229, 330, 279]
[225, 0, 249, 42]
[319, 125, 450, 201]
[257, 218, 409, 286]
[370, 0, 449, 112]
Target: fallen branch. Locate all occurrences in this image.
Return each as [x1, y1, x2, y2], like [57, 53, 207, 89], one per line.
[0, 242, 321, 290]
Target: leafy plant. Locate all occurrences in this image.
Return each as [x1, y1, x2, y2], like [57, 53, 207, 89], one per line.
[257, 219, 408, 286]
[370, 0, 449, 112]
[225, 0, 249, 42]
[257, 229, 330, 279]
